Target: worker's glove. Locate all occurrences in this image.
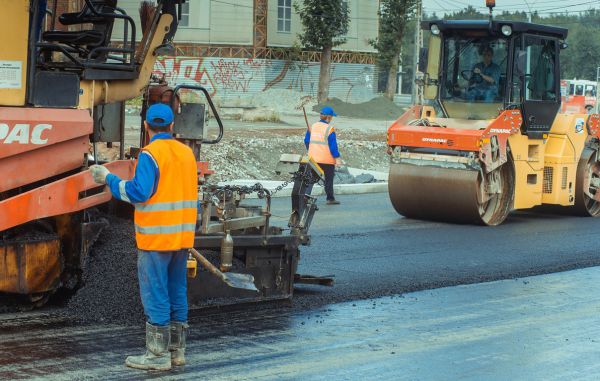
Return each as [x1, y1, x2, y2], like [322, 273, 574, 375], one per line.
[89, 165, 111, 184]
[335, 158, 344, 168]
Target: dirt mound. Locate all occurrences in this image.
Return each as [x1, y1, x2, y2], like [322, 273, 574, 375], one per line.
[313, 97, 406, 120]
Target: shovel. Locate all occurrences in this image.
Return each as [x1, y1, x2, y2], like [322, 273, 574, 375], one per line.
[188, 248, 258, 292]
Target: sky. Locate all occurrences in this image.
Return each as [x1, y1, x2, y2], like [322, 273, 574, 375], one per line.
[422, 0, 600, 16]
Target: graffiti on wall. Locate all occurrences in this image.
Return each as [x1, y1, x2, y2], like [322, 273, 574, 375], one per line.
[153, 57, 376, 103]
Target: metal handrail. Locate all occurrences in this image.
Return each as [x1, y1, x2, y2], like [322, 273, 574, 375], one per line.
[172, 85, 224, 145]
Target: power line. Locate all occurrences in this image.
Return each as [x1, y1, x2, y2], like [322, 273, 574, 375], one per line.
[209, 0, 380, 21]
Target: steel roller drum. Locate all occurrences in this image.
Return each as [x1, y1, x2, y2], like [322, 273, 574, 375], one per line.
[389, 161, 513, 225]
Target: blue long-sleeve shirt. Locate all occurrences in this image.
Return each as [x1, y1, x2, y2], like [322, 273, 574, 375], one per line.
[105, 132, 173, 203]
[304, 119, 340, 158]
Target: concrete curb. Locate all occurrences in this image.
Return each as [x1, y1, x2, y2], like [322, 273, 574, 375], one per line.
[217, 179, 389, 199]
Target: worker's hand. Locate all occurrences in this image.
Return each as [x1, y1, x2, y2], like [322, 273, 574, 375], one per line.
[89, 165, 111, 184]
[335, 158, 344, 168]
[473, 67, 481, 75]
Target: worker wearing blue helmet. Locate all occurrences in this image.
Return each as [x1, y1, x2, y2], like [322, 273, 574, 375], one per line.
[305, 106, 343, 205]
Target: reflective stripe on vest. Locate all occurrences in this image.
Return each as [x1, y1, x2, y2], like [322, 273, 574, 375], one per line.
[135, 223, 197, 235]
[134, 139, 199, 251]
[135, 200, 197, 212]
[308, 122, 335, 164]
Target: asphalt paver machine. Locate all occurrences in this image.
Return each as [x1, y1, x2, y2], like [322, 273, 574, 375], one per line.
[387, 4, 600, 225]
[0, 0, 325, 308]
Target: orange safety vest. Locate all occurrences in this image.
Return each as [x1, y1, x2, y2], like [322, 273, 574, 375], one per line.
[134, 139, 198, 251]
[308, 121, 335, 164]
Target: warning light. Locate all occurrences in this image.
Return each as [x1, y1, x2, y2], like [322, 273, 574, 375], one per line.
[486, 0, 496, 8]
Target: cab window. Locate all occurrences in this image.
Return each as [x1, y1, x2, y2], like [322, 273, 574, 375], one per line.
[523, 37, 557, 101]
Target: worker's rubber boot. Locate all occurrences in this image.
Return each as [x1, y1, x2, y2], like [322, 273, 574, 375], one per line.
[125, 322, 172, 371]
[169, 322, 188, 366]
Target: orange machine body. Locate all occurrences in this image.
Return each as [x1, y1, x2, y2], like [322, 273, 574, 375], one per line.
[387, 106, 523, 171]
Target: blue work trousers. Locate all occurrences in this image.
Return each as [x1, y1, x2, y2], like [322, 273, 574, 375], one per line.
[137, 249, 188, 326]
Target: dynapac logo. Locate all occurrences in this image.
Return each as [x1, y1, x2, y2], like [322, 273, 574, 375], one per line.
[489, 128, 512, 134]
[0, 124, 52, 145]
[422, 137, 447, 144]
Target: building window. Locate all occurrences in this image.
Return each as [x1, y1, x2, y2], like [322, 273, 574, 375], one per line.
[277, 0, 291, 32]
[179, 2, 190, 27]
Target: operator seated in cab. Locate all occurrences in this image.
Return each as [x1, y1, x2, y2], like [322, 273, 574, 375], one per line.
[467, 46, 501, 102]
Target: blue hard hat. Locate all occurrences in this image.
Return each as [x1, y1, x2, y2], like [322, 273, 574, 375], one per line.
[320, 106, 337, 117]
[146, 103, 174, 127]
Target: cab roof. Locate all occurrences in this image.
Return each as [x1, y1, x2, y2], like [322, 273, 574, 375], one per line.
[422, 20, 568, 39]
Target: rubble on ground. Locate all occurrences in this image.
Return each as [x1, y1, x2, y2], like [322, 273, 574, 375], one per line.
[334, 166, 376, 184]
[201, 129, 388, 183]
[97, 129, 389, 184]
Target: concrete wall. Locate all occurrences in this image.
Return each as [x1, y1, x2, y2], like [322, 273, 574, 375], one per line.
[153, 56, 377, 103]
[267, 0, 379, 53]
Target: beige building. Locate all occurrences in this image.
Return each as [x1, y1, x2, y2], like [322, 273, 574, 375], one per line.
[267, 0, 378, 53]
[113, 0, 378, 60]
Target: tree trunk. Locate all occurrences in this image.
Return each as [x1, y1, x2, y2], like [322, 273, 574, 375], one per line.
[318, 45, 332, 104]
[385, 56, 399, 100]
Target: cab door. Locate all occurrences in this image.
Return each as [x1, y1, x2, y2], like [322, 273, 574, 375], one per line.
[511, 35, 561, 137]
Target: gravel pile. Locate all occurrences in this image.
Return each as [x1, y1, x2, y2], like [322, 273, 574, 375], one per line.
[314, 97, 406, 120]
[66, 217, 145, 325]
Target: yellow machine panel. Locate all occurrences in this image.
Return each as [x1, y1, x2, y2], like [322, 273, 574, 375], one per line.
[424, 36, 440, 100]
[0, 0, 29, 106]
[509, 134, 545, 209]
[0, 239, 61, 294]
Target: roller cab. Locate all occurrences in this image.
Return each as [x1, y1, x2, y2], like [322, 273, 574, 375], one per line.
[387, 15, 600, 225]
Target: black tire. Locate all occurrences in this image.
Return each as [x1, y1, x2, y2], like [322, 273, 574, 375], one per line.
[572, 148, 600, 216]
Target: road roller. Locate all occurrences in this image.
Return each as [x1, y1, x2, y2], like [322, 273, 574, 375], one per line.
[387, 9, 600, 225]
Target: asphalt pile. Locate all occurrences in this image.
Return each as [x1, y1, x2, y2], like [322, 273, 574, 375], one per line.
[66, 217, 146, 325]
[66, 217, 248, 324]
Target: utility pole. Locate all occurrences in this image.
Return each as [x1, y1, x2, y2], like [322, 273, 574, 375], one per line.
[523, 0, 533, 22]
[412, 0, 423, 105]
[596, 66, 600, 113]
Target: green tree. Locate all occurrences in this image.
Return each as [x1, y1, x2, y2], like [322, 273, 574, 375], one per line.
[295, 0, 349, 103]
[370, 0, 418, 100]
[561, 25, 600, 80]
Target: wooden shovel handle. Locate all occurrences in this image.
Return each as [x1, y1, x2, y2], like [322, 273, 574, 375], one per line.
[188, 247, 226, 281]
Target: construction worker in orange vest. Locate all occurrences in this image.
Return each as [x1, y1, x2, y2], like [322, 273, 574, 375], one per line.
[90, 103, 198, 371]
[305, 106, 343, 205]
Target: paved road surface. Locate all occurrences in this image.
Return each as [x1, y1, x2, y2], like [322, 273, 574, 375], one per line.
[291, 193, 600, 308]
[3, 267, 600, 380]
[3, 192, 600, 379]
